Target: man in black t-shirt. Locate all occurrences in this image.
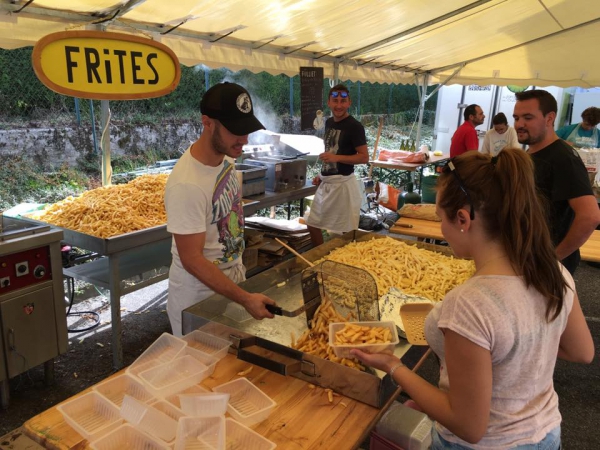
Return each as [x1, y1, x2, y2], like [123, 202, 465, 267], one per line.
[306, 84, 369, 246]
[513, 90, 600, 274]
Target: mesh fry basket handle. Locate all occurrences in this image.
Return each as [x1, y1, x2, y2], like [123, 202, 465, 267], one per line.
[399, 303, 434, 346]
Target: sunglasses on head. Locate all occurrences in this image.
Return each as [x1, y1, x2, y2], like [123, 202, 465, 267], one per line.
[330, 91, 349, 98]
[443, 159, 475, 220]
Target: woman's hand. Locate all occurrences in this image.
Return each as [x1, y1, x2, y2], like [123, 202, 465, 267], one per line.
[350, 349, 400, 373]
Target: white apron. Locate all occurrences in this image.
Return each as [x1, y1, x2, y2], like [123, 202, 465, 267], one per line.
[306, 174, 361, 234]
[167, 259, 246, 337]
[567, 124, 599, 148]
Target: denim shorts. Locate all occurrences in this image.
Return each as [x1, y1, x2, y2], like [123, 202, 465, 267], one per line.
[430, 425, 561, 450]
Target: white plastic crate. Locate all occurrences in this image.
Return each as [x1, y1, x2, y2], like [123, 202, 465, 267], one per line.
[175, 416, 226, 450]
[127, 333, 187, 379]
[139, 355, 210, 398]
[93, 373, 154, 408]
[179, 392, 230, 417]
[329, 321, 399, 359]
[225, 418, 277, 450]
[150, 399, 187, 422]
[212, 378, 276, 427]
[120, 395, 178, 445]
[90, 423, 170, 450]
[57, 392, 123, 441]
[182, 330, 231, 360]
[165, 384, 210, 409]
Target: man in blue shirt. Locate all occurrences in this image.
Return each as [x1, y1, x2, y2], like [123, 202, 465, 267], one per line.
[557, 107, 600, 148]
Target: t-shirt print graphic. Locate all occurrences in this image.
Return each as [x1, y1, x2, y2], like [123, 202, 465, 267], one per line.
[212, 161, 244, 263]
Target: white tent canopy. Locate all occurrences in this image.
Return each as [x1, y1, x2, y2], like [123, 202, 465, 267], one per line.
[1, 0, 599, 88]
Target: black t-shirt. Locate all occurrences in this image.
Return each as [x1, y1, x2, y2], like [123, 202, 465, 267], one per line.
[321, 115, 367, 176]
[530, 139, 593, 267]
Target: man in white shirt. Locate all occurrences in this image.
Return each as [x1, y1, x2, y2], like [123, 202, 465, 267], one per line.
[164, 82, 275, 336]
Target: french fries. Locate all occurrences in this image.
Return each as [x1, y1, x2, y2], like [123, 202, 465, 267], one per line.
[334, 323, 392, 345]
[30, 174, 169, 238]
[291, 297, 366, 371]
[316, 237, 475, 302]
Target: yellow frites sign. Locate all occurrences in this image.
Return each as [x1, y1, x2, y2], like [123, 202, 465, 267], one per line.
[32, 31, 181, 100]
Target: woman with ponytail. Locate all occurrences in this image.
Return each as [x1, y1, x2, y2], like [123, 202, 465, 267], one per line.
[351, 148, 594, 449]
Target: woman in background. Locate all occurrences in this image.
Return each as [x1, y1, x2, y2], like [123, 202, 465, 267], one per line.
[351, 148, 594, 449]
[480, 112, 519, 156]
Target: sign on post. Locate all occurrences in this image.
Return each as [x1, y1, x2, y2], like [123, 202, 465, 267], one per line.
[32, 31, 181, 100]
[300, 67, 324, 131]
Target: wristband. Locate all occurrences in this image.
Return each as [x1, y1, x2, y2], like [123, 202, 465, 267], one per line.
[388, 361, 404, 388]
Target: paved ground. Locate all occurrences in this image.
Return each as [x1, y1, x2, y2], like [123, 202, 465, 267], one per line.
[0, 256, 598, 449]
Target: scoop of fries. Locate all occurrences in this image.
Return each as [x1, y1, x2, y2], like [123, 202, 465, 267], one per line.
[334, 323, 393, 345]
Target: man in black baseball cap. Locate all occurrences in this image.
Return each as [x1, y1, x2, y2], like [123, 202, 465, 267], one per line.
[164, 82, 275, 336]
[201, 82, 265, 136]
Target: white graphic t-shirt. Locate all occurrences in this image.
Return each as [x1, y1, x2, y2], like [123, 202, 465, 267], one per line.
[165, 147, 244, 270]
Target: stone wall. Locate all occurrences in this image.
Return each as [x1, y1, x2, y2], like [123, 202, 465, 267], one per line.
[0, 121, 203, 169]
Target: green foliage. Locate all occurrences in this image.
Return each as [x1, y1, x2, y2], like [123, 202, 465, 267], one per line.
[0, 155, 91, 211]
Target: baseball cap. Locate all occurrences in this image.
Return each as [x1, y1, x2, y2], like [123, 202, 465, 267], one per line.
[200, 82, 265, 136]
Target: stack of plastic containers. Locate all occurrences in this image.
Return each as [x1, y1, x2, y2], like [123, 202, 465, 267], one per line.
[57, 330, 278, 449]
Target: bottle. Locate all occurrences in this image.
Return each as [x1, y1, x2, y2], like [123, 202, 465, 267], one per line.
[400, 140, 406, 150]
[411, 140, 416, 151]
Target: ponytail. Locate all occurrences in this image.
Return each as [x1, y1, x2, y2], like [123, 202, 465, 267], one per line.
[437, 148, 566, 321]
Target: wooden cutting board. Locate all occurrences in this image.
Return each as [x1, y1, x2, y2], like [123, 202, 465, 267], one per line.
[389, 217, 443, 240]
[23, 354, 387, 450]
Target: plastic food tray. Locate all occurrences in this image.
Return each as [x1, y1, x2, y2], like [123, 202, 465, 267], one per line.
[182, 330, 231, 360]
[139, 355, 210, 398]
[120, 395, 178, 445]
[93, 373, 154, 408]
[149, 400, 186, 422]
[212, 378, 276, 427]
[165, 383, 210, 409]
[183, 346, 220, 376]
[329, 321, 399, 359]
[57, 392, 123, 441]
[179, 392, 230, 417]
[175, 416, 225, 450]
[225, 418, 277, 450]
[127, 333, 187, 379]
[90, 424, 170, 450]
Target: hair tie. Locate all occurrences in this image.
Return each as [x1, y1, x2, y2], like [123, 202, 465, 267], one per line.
[491, 155, 498, 166]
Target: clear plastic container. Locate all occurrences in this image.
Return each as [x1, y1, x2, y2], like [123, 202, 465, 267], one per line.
[183, 346, 220, 376]
[120, 395, 178, 445]
[165, 384, 210, 409]
[139, 355, 210, 398]
[225, 418, 277, 450]
[127, 333, 187, 379]
[57, 392, 123, 441]
[175, 416, 225, 450]
[329, 321, 399, 359]
[150, 399, 186, 422]
[93, 373, 154, 408]
[182, 330, 231, 360]
[212, 378, 276, 427]
[90, 423, 170, 450]
[179, 392, 230, 417]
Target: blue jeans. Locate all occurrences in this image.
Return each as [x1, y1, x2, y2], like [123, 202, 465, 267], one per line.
[431, 426, 561, 449]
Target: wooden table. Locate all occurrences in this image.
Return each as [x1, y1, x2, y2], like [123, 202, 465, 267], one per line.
[389, 217, 600, 263]
[22, 353, 395, 450]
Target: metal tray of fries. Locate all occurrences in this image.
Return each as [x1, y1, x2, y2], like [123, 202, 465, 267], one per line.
[2, 214, 170, 255]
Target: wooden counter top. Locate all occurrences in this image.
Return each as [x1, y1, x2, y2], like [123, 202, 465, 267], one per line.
[390, 217, 600, 263]
[23, 353, 390, 450]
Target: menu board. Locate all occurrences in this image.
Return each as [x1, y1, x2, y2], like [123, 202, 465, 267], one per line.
[300, 67, 324, 131]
